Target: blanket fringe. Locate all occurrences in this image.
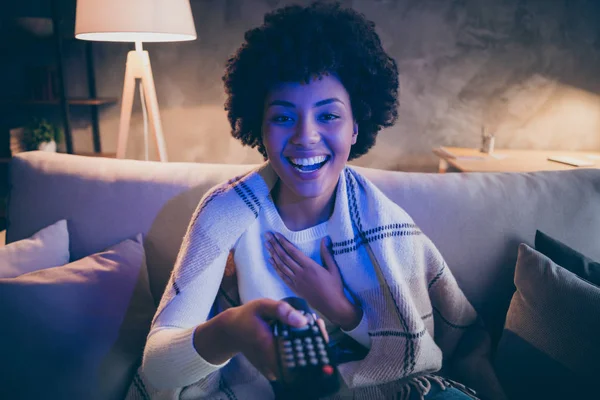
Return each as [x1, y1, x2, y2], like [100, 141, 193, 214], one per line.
[395, 374, 480, 400]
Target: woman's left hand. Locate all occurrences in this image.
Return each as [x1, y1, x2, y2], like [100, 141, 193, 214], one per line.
[264, 232, 362, 331]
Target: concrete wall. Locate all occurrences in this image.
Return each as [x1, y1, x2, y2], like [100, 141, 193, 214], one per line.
[65, 0, 600, 170]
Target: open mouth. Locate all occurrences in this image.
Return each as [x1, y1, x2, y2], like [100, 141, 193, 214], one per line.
[286, 155, 331, 173]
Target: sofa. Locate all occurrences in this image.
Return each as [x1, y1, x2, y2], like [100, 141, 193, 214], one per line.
[1, 150, 599, 400]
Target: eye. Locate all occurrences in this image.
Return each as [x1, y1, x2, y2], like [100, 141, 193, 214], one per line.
[319, 113, 340, 122]
[271, 115, 293, 123]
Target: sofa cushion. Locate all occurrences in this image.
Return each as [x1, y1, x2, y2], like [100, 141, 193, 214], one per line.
[494, 244, 598, 400]
[0, 219, 69, 278]
[0, 234, 156, 400]
[535, 230, 600, 286]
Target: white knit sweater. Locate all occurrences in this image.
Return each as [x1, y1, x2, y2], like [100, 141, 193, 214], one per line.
[128, 164, 479, 400]
[142, 194, 371, 388]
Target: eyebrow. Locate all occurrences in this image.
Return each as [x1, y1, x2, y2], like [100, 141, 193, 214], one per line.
[267, 98, 344, 108]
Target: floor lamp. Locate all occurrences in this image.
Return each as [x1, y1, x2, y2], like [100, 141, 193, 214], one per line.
[74, 0, 196, 161]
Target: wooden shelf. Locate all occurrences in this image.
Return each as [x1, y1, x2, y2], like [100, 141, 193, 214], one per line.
[1, 97, 118, 106]
[0, 153, 116, 163]
[75, 152, 116, 158]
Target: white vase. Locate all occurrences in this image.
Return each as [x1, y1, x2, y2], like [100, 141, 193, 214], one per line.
[38, 140, 57, 152]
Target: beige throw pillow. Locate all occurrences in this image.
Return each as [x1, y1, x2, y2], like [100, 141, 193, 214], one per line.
[0, 219, 69, 278]
[495, 244, 599, 400]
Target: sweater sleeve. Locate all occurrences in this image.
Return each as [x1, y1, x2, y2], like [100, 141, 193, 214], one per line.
[141, 250, 231, 389]
[142, 327, 229, 389]
[341, 310, 371, 349]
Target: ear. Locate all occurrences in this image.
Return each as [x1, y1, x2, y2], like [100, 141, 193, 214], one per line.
[351, 122, 358, 145]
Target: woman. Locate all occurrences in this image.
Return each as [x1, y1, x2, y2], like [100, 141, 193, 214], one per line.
[133, 2, 507, 400]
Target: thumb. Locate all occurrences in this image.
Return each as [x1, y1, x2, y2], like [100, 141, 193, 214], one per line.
[254, 299, 308, 328]
[321, 237, 340, 278]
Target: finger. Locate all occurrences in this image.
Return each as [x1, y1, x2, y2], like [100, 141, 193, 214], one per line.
[269, 232, 308, 271]
[267, 244, 296, 278]
[263, 344, 279, 382]
[258, 336, 279, 381]
[316, 318, 330, 343]
[269, 239, 303, 276]
[268, 233, 302, 271]
[269, 247, 296, 282]
[252, 360, 276, 381]
[250, 342, 277, 381]
[270, 257, 295, 287]
[254, 299, 308, 328]
[321, 237, 341, 279]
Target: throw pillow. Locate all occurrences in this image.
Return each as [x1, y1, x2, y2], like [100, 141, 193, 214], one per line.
[494, 244, 599, 400]
[0, 234, 156, 400]
[0, 219, 69, 279]
[535, 230, 600, 286]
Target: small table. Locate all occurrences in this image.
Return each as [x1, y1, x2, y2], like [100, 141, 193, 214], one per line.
[433, 147, 600, 173]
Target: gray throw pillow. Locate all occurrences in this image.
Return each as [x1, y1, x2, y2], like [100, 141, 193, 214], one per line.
[495, 244, 599, 400]
[0, 234, 156, 400]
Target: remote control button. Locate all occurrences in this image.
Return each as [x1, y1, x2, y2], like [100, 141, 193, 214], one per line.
[312, 326, 319, 333]
[306, 344, 314, 350]
[309, 357, 319, 365]
[304, 337, 312, 343]
[282, 330, 289, 337]
[286, 361, 296, 368]
[284, 347, 293, 354]
[296, 351, 305, 359]
[293, 339, 302, 345]
[317, 343, 325, 350]
[294, 345, 303, 352]
[315, 337, 323, 343]
[292, 325, 310, 332]
[319, 349, 327, 356]
[285, 354, 294, 361]
[322, 365, 334, 375]
[321, 356, 330, 364]
[298, 359, 307, 367]
[283, 340, 292, 347]
[308, 350, 316, 358]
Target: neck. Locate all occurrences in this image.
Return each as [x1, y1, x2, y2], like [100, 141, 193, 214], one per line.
[272, 181, 338, 231]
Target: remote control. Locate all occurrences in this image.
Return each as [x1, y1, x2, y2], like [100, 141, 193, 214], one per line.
[272, 297, 340, 398]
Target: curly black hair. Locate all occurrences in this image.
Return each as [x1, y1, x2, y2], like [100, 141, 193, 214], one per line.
[222, 1, 399, 161]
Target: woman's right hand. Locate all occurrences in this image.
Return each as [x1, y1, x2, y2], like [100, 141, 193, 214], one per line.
[194, 298, 308, 381]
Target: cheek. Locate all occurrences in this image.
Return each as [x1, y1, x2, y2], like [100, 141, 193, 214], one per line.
[326, 128, 355, 156]
[262, 127, 288, 157]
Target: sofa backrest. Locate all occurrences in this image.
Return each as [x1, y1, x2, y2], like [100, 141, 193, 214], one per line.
[8, 151, 600, 341]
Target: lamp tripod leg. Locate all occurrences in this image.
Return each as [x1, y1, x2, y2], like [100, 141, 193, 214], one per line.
[140, 57, 168, 162]
[116, 55, 137, 159]
[116, 48, 168, 162]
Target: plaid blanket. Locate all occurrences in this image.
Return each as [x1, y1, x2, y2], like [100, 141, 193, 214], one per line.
[128, 163, 479, 399]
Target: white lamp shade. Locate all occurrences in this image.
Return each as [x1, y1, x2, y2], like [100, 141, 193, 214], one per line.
[75, 0, 197, 42]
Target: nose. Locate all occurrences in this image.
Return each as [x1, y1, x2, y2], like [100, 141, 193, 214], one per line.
[291, 116, 320, 147]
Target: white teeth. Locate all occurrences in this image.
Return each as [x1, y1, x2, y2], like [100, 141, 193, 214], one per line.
[289, 156, 328, 166]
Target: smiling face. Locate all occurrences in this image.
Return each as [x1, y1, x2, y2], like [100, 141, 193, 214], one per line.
[262, 74, 358, 203]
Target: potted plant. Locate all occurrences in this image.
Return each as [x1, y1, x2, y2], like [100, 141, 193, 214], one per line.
[23, 118, 64, 152]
